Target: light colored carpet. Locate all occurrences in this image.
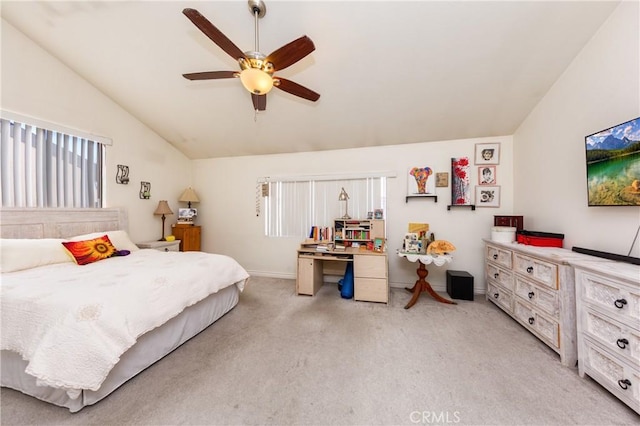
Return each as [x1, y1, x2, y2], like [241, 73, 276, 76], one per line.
[1, 277, 638, 425]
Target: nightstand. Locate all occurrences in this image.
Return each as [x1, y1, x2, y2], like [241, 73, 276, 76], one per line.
[137, 240, 181, 252]
[171, 224, 201, 251]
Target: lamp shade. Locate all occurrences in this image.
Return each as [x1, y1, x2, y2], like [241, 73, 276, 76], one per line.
[240, 68, 274, 95]
[154, 200, 173, 216]
[179, 187, 200, 204]
[338, 187, 350, 201]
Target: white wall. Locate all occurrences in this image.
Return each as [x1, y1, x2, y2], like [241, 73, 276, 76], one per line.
[513, 1, 640, 259]
[193, 135, 513, 292]
[1, 20, 192, 243]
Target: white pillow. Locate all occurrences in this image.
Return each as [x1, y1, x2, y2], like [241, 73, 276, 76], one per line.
[68, 230, 140, 252]
[0, 238, 72, 273]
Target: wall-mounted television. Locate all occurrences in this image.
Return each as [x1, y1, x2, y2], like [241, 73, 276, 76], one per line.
[585, 117, 640, 206]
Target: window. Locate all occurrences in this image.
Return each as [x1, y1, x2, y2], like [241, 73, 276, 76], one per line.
[264, 174, 389, 237]
[0, 115, 107, 208]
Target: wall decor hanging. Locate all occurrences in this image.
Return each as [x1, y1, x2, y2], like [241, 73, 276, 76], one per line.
[474, 143, 500, 165]
[139, 182, 151, 199]
[451, 157, 471, 205]
[475, 185, 501, 207]
[408, 166, 435, 195]
[435, 172, 449, 187]
[116, 165, 129, 184]
[478, 165, 497, 185]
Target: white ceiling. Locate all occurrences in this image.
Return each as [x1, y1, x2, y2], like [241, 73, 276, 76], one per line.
[1, 1, 619, 159]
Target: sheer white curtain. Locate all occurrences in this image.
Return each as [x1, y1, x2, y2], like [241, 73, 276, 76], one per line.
[0, 118, 104, 208]
[265, 176, 387, 237]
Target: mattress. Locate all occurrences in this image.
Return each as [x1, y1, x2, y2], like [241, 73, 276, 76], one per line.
[1, 283, 240, 412]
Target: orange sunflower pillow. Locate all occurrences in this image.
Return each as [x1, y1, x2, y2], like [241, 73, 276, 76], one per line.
[62, 235, 117, 265]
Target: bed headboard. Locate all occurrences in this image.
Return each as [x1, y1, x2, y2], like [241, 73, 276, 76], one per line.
[0, 208, 128, 239]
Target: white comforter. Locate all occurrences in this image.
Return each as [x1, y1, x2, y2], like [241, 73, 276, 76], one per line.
[1, 249, 249, 399]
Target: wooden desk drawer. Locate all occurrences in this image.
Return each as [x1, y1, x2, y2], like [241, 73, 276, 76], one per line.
[355, 277, 388, 303]
[354, 255, 387, 278]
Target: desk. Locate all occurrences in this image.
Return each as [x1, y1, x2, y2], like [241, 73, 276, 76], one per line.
[297, 247, 388, 303]
[398, 252, 456, 309]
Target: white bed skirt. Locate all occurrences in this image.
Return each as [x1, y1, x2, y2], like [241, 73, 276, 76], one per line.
[1, 283, 240, 412]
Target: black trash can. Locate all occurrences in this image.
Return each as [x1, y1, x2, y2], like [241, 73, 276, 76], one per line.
[446, 270, 474, 301]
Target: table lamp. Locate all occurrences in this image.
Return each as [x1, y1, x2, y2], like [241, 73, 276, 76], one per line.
[338, 187, 350, 219]
[179, 187, 200, 208]
[154, 200, 173, 241]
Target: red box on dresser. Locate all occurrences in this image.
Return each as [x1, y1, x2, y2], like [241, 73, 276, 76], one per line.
[516, 230, 564, 248]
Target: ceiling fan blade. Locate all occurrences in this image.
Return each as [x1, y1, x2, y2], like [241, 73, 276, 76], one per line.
[266, 36, 315, 71]
[274, 78, 320, 102]
[183, 8, 246, 61]
[183, 71, 238, 81]
[252, 94, 267, 111]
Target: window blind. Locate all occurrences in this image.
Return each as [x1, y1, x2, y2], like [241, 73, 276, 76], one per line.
[264, 176, 388, 237]
[0, 118, 104, 208]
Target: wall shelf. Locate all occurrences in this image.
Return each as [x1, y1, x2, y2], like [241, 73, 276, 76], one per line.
[447, 204, 476, 211]
[406, 195, 438, 203]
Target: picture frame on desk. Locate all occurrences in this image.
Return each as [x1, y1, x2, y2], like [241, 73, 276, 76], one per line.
[374, 238, 385, 253]
[178, 208, 197, 221]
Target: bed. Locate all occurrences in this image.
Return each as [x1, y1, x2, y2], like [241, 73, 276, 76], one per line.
[0, 208, 249, 412]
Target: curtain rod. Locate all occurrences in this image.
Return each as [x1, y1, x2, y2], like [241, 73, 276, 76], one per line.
[258, 171, 396, 183]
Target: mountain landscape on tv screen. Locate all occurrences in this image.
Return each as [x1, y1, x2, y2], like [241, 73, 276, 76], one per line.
[585, 117, 640, 206]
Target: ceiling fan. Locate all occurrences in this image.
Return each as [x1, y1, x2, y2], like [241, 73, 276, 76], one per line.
[182, 0, 320, 112]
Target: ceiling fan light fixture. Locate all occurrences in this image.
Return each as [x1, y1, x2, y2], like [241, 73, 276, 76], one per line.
[240, 68, 273, 95]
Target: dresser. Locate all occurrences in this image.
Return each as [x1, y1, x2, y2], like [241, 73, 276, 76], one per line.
[171, 224, 201, 251]
[484, 240, 586, 367]
[572, 259, 640, 414]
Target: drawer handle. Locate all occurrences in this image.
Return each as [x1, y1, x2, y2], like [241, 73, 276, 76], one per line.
[614, 298, 627, 309]
[526, 266, 533, 274]
[494, 273, 499, 279]
[493, 293, 499, 299]
[164, 248, 169, 252]
[528, 291, 534, 299]
[493, 254, 498, 260]
[618, 379, 631, 390]
[528, 317, 534, 325]
[616, 338, 629, 349]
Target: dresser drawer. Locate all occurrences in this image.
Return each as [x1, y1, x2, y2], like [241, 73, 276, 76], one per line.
[486, 245, 512, 269]
[514, 275, 558, 317]
[584, 308, 640, 368]
[514, 253, 557, 289]
[581, 338, 640, 413]
[487, 282, 513, 312]
[355, 277, 388, 303]
[354, 255, 387, 279]
[486, 263, 513, 290]
[579, 270, 640, 324]
[514, 300, 559, 349]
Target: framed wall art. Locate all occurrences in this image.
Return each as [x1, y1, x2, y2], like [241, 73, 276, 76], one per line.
[478, 166, 497, 185]
[407, 166, 435, 196]
[475, 143, 500, 165]
[451, 157, 471, 205]
[435, 172, 449, 187]
[475, 185, 500, 207]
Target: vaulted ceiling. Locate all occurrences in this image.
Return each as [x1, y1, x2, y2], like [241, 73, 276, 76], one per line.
[1, 1, 619, 159]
